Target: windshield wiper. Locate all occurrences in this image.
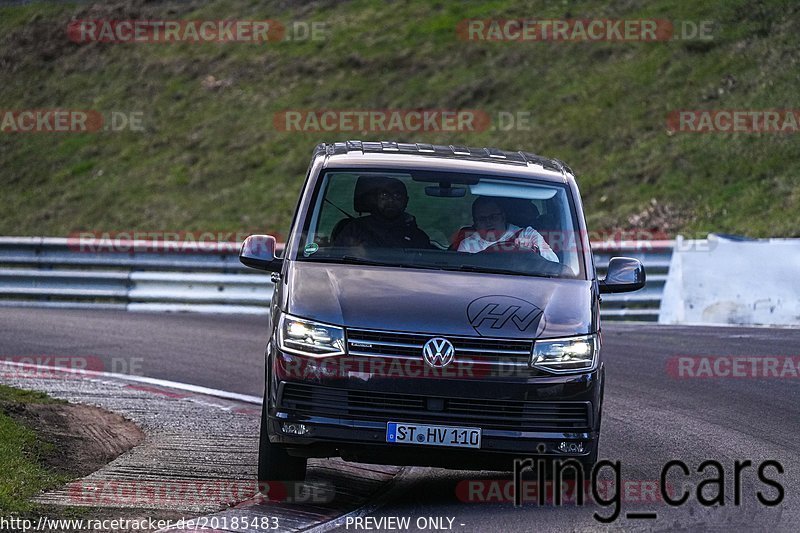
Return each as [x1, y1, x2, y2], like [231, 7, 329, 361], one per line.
[305, 255, 391, 267]
[336, 256, 394, 266]
[321, 256, 446, 271]
[453, 264, 521, 276]
[453, 264, 561, 278]
[317, 256, 551, 276]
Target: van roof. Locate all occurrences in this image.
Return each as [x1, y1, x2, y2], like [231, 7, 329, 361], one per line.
[314, 141, 575, 182]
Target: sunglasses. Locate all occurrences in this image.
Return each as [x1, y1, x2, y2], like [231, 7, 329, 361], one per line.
[475, 212, 505, 224]
[378, 191, 406, 201]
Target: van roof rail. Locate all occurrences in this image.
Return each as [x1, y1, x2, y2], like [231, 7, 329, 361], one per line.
[320, 140, 565, 173]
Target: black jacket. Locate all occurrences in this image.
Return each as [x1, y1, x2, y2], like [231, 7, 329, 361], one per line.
[333, 213, 431, 248]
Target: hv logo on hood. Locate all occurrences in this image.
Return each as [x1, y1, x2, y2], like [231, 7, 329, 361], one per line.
[467, 295, 544, 336]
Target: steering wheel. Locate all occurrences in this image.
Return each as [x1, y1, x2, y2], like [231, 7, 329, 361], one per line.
[479, 239, 534, 254]
[478, 240, 571, 277]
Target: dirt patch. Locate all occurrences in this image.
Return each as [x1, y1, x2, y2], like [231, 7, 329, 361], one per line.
[625, 197, 693, 234]
[2, 401, 144, 477]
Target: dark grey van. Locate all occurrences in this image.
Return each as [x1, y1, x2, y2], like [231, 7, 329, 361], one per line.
[240, 141, 645, 482]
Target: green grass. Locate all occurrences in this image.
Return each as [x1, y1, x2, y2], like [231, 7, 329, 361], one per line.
[0, 0, 798, 237]
[0, 384, 60, 405]
[0, 385, 66, 515]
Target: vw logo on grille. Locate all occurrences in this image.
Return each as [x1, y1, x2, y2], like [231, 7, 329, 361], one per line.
[422, 337, 455, 368]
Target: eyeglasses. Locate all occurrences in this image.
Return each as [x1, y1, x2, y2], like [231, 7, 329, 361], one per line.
[378, 191, 406, 201]
[475, 212, 504, 224]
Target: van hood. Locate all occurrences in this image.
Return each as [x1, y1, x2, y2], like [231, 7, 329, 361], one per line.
[284, 262, 594, 339]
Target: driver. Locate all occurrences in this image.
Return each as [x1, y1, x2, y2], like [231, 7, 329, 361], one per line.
[333, 176, 432, 248]
[457, 196, 559, 262]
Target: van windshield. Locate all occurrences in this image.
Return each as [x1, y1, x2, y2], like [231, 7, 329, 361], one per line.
[296, 170, 587, 279]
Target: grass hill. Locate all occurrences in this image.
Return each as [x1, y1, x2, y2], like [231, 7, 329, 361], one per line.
[0, 0, 798, 238]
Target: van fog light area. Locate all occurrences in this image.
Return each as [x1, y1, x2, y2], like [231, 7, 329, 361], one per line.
[558, 441, 584, 453]
[282, 422, 310, 435]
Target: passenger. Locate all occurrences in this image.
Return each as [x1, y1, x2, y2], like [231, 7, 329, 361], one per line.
[333, 177, 431, 248]
[457, 196, 559, 262]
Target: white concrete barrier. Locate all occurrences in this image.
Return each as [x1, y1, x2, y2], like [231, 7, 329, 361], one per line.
[659, 234, 800, 326]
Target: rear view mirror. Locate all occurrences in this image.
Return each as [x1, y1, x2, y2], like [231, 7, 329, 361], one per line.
[599, 257, 646, 294]
[425, 184, 467, 197]
[239, 234, 282, 272]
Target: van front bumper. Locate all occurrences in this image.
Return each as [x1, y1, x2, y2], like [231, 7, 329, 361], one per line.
[265, 365, 603, 469]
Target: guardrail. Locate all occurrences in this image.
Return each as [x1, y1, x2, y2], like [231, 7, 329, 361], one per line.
[592, 240, 673, 321]
[0, 237, 672, 320]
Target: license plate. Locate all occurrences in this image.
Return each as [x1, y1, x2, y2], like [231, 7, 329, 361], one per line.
[386, 422, 481, 449]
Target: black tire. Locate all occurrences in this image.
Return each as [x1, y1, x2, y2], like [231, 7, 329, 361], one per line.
[257, 398, 307, 483]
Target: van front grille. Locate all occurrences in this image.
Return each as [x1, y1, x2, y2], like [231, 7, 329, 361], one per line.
[346, 328, 533, 369]
[279, 382, 592, 431]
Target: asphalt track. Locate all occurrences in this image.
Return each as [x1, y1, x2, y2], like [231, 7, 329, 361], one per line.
[1, 308, 799, 531]
[0, 308, 270, 397]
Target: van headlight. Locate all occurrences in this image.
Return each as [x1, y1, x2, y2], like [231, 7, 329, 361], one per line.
[531, 334, 598, 373]
[278, 314, 346, 357]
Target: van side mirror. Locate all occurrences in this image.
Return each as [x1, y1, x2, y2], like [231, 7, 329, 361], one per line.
[599, 257, 645, 294]
[239, 235, 282, 272]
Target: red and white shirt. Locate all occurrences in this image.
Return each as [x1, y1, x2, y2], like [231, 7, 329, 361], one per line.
[457, 224, 559, 262]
